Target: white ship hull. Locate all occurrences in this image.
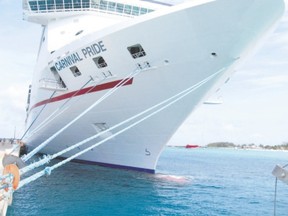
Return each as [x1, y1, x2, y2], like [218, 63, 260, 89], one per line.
[23, 0, 285, 172]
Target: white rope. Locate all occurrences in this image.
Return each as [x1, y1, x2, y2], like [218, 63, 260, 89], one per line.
[18, 67, 225, 189]
[20, 67, 225, 176]
[20, 91, 57, 140]
[22, 68, 141, 162]
[24, 77, 96, 140]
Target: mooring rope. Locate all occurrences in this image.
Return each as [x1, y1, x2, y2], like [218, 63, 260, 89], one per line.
[20, 67, 225, 176]
[24, 77, 96, 140]
[20, 90, 56, 140]
[18, 67, 225, 189]
[21, 67, 143, 162]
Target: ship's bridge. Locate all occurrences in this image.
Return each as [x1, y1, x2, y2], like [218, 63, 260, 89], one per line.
[23, 0, 167, 25]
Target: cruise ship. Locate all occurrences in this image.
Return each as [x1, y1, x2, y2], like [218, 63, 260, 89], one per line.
[22, 0, 285, 173]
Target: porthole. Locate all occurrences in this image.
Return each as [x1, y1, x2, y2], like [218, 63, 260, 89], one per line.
[211, 52, 217, 57]
[127, 44, 146, 59]
[93, 56, 108, 68]
[70, 66, 82, 77]
[50, 66, 67, 88]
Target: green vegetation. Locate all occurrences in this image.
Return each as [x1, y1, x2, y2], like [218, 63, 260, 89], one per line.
[206, 142, 235, 148]
[206, 142, 288, 150]
[258, 143, 288, 150]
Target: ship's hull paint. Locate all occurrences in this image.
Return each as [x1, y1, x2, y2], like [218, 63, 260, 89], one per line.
[24, 0, 285, 172]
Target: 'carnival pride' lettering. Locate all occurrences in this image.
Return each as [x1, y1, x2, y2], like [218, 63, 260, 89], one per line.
[54, 41, 107, 71]
[81, 41, 107, 58]
[55, 53, 83, 71]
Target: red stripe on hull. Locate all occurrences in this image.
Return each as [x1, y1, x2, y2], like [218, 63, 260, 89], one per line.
[30, 78, 133, 110]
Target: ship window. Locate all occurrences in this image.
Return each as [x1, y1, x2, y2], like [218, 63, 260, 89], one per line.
[28, 0, 154, 16]
[50, 66, 57, 74]
[116, 3, 124, 13]
[92, 122, 113, 138]
[100, 0, 108, 10]
[56, 0, 64, 9]
[108, 2, 116, 11]
[47, 0, 55, 10]
[93, 123, 108, 132]
[124, 5, 132, 15]
[73, 0, 81, 8]
[82, 0, 90, 8]
[70, 66, 82, 77]
[211, 52, 217, 57]
[50, 67, 67, 88]
[64, 0, 72, 9]
[39, 1, 47, 10]
[132, 6, 140, 16]
[93, 56, 108, 68]
[29, 1, 38, 11]
[91, 0, 100, 9]
[127, 44, 146, 59]
[140, 8, 148, 14]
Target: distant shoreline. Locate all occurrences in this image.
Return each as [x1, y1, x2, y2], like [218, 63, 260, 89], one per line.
[205, 142, 288, 151]
[169, 142, 288, 151]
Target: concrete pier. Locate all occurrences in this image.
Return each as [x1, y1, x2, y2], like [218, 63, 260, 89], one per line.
[0, 139, 21, 216]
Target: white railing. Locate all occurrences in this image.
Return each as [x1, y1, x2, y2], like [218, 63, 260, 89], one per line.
[23, 0, 154, 17]
[39, 78, 67, 91]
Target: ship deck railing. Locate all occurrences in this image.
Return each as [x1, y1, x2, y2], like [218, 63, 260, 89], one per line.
[39, 78, 67, 91]
[23, 0, 155, 18]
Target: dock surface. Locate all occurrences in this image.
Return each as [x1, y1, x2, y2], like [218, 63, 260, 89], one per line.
[0, 139, 21, 216]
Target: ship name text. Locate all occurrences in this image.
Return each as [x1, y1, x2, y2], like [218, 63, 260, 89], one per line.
[81, 41, 107, 58]
[54, 41, 107, 71]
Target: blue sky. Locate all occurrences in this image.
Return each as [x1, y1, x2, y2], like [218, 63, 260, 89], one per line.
[0, 0, 287, 146]
[170, 1, 288, 146]
[0, 0, 41, 138]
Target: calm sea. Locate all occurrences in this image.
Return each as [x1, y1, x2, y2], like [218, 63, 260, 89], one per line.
[7, 148, 288, 216]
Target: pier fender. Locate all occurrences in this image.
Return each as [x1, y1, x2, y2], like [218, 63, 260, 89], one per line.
[3, 164, 20, 191]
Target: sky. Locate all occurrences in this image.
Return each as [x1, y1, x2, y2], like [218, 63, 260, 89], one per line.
[0, 0, 287, 146]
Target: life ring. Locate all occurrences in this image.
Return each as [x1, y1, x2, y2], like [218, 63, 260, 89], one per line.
[3, 164, 20, 191]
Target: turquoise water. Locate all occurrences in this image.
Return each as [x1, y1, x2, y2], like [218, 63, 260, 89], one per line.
[7, 148, 288, 215]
